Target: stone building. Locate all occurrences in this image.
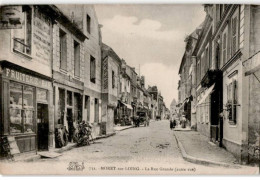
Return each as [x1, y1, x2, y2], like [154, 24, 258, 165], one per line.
[183, 4, 260, 164]
[210, 4, 260, 164]
[101, 43, 121, 134]
[178, 29, 199, 128]
[0, 5, 56, 155]
[52, 6, 87, 145]
[55, 5, 103, 138]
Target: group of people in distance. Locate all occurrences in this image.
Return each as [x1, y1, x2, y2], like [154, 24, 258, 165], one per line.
[170, 113, 187, 130]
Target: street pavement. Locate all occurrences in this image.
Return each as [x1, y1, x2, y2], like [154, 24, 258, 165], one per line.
[1, 120, 258, 175]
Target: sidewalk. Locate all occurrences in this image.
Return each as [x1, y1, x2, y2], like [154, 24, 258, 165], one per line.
[13, 132, 116, 162]
[114, 125, 133, 131]
[173, 130, 240, 168]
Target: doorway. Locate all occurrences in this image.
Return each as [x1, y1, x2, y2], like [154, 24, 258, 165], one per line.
[37, 103, 49, 151]
[66, 108, 74, 142]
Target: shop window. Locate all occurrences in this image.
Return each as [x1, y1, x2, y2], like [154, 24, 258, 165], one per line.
[59, 29, 67, 71]
[74, 40, 80, 77]
[9, 82, 35, 134]
[13, 6, 32, 56]
[58, 88, 65, 124]
[112, 70, 115, 89]
[90, 55, 96, 83]
[86, 14, 91, 34]
[67, 91, 72, 106]
[226, 79, 237, 124]
[74, 93, 82, 123]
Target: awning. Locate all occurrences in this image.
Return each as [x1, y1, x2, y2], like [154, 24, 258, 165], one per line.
[197, 83, 215, 106]
[122, 102, 133, 110]
[179, 98, 189, 110]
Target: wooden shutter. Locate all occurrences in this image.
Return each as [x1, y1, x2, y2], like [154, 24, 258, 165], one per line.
[223, 33, 227, 64]
[232, 80, 237, 122]
[232, 16, 238, 55]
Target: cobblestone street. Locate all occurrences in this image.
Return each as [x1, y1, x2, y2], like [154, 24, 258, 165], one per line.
[1, 120, 258, 175]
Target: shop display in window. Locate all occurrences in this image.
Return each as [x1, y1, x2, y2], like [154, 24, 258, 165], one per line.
[9, 82, 35, 134]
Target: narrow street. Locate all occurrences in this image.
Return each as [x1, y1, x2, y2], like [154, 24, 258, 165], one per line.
[41, 120, 184, 164]
[2, 120, 254, 175]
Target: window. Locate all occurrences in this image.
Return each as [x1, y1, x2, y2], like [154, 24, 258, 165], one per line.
[87, 14, 91, 34]
[205, 47, 209, 71]
[13, 6, 32, 55]
[226, 79, 237, 123]
[222, 32, 227, 65]
[112, 70, 115, 89]
[74, 40, 80, 77]
[231, 12, 239, 56]
[197, 60, 200, 86]
[94, 98, 99, 123]
[59, 29, 67, 71]
[67, 91, 72, 106]
[9, 82, 35, 134]
[90, 55, 96, 83]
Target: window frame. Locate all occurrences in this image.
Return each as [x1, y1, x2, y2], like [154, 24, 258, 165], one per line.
[231, 8, 239, 56]
[13, 6, 32, 56]
[59, 28, 67, 71]
[112, 70, 115, 89]
[90, 55, 96, 83]
[9, 81, 36, 135]
[74, 40, 80, 78]
[86, 14, 91, 34]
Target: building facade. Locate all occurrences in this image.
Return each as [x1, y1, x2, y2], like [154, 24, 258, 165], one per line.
[179, 4, 260, 164]
[101, 43, 121, 134]
[0, 5, 56, 155]
[56, 5, 103, 138]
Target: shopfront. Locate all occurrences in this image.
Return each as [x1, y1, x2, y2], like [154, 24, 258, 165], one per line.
[54, 83, 83, 145]
[0, 64, 53, 155]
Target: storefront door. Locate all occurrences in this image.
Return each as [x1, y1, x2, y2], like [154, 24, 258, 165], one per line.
[67, 108, 74, 142]
[37, 103, 49, 151]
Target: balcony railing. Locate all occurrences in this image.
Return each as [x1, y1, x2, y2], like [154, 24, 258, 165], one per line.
[13, 38, 31, 55]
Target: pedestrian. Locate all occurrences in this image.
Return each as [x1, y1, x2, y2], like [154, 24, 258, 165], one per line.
[170, 118, 174, 130]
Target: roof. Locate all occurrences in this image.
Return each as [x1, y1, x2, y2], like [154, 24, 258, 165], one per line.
[46, 5, 87, 41]
[102, 43, 122, 64]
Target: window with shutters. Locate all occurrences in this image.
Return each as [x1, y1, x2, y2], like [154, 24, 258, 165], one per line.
[231, 10, 239, 56]
[222, 32, 227, 64]
[226, 79, 238, 124]
[221, 25, 228, 66]
[59, 29, 67, 71]
[90, 55, 96, 83]
[74, 40, 80, 77]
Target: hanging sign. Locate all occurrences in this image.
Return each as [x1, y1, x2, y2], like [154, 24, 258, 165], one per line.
[0, 6, 23, 29]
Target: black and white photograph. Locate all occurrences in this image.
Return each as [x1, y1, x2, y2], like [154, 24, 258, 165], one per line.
[0, 1, 259, 175]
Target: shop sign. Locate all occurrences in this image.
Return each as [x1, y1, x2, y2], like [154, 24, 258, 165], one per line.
[4, 68, 51, 88]
[0, 6, 23, 29]
[33, 8, 52, 65]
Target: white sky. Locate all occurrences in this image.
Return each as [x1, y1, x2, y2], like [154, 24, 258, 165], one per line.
[95, 4, 206, 108]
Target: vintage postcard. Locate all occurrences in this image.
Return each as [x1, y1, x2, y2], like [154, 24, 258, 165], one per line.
[0, 2, 259, 175]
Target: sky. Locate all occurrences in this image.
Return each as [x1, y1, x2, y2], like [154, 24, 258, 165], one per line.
[94, 4, 206, 108]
